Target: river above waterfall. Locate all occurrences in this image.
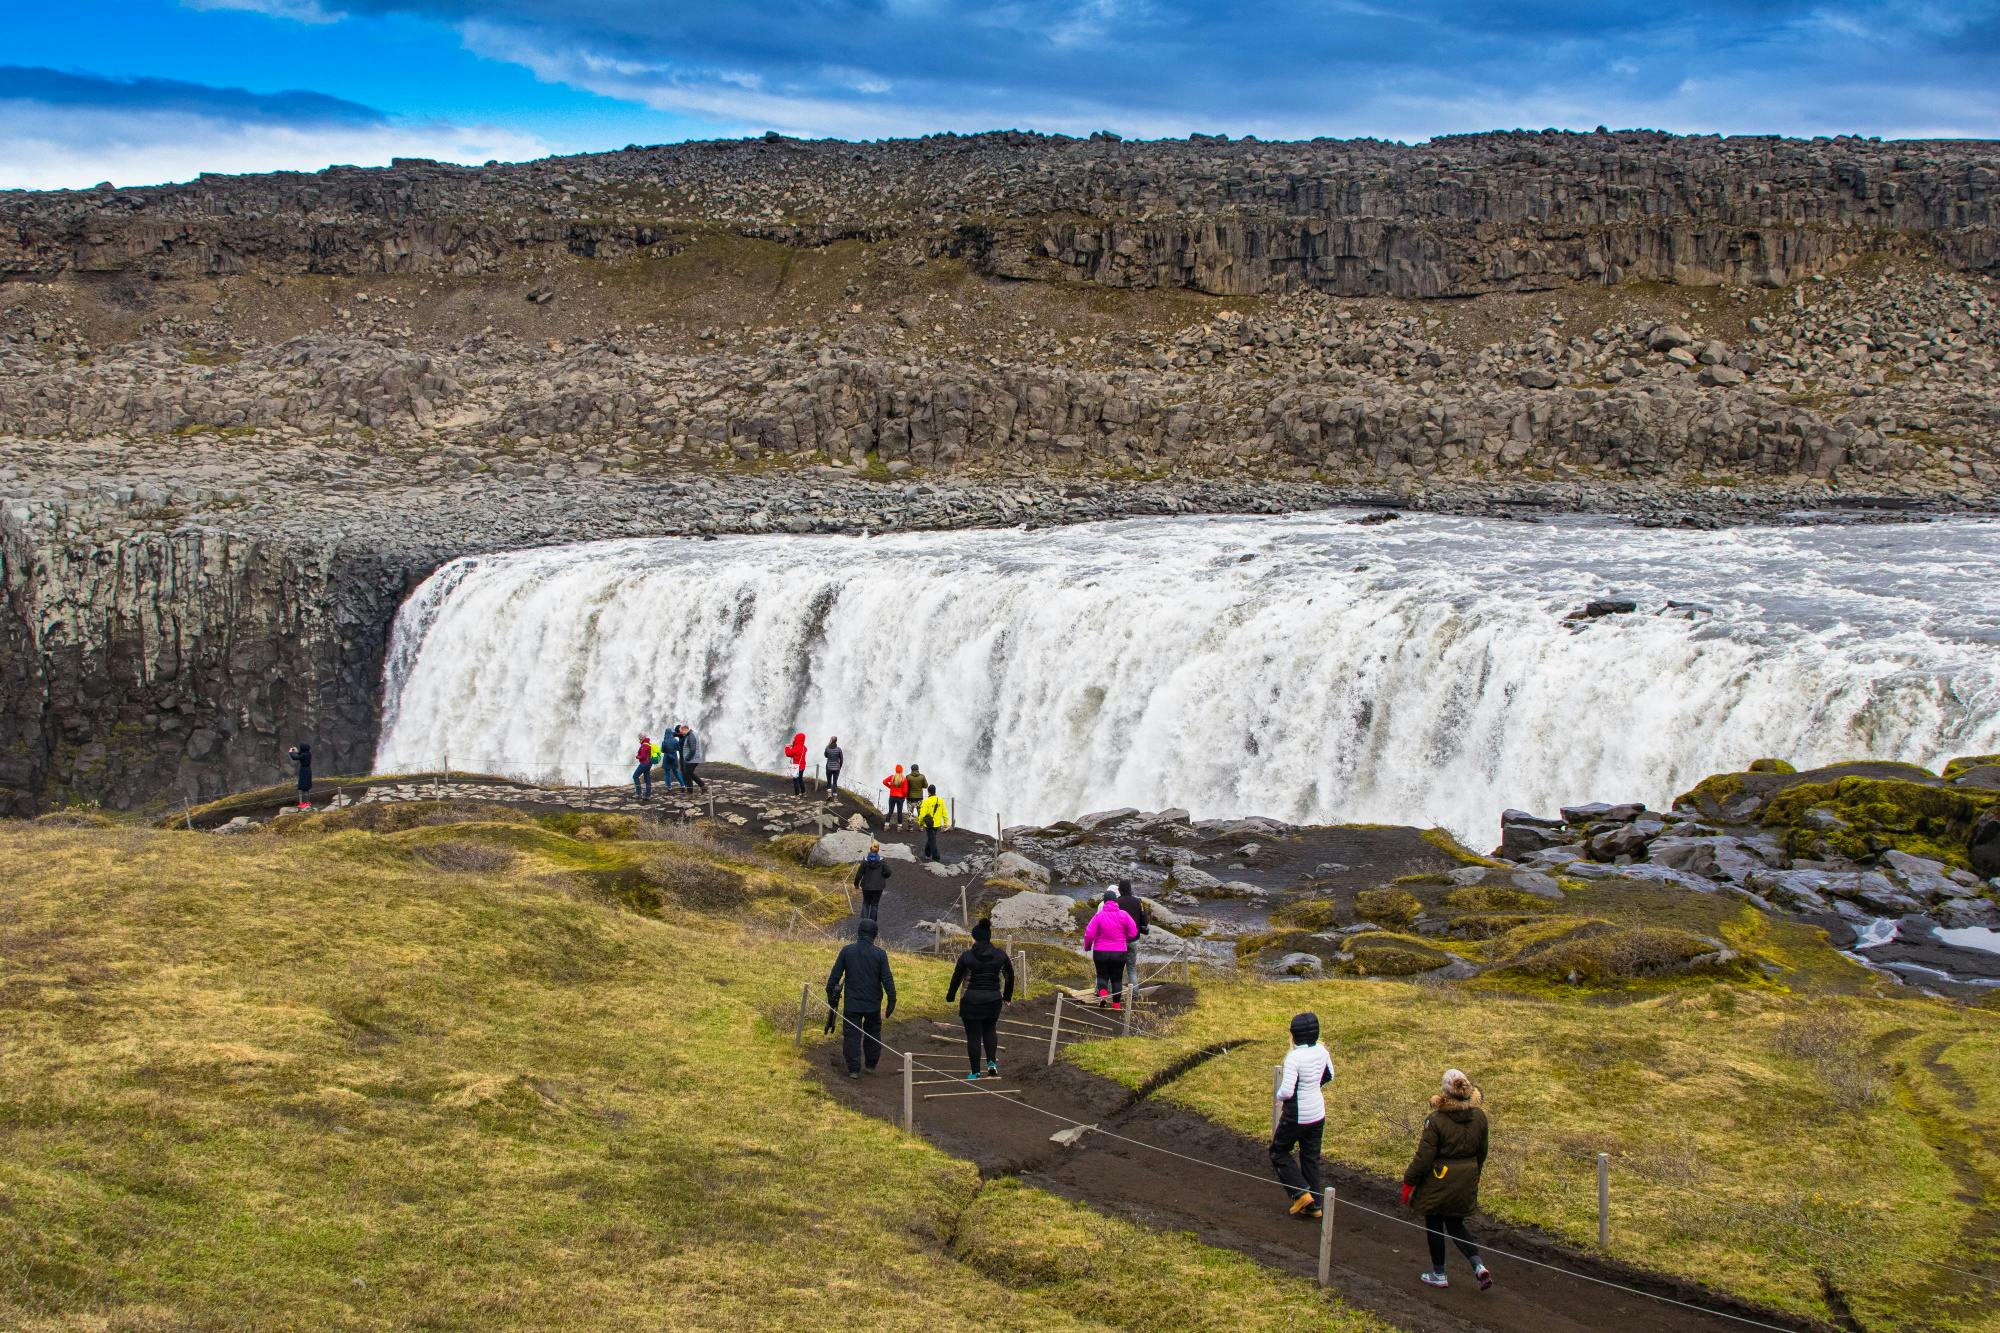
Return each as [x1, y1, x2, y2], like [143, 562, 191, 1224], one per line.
[375, 510, 2000, 843]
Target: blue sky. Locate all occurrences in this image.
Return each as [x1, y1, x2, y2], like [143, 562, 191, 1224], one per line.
[5, 0, 1997, 189]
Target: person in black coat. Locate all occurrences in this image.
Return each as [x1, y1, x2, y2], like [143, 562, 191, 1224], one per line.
[825, 917, 896, 1078]
[852, 844, 892, 921]
[946, 918, 1015, 1079]
[1116, 880, 1150, 994]
[287, 742, 312, 811]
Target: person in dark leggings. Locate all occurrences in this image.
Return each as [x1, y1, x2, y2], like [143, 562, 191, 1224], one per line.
[631, 734, 654, 799]
[853, 843, 891, 921]
[1081, 892, 1138, 1008]
[823, 737, 844, 800]
[677, 724, 707, 789]
[1271, 1011, 1333, 1218]
[946, 918, 1014, 1080]
[1402, 1067, 1493, 1291]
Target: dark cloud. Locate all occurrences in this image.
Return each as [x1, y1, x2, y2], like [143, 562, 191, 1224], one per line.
[1, 64, 386, 126]
[312, 0, 2000, 139]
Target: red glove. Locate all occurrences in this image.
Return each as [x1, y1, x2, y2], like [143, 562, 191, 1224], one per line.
[1400, 1183, 1414, 1206]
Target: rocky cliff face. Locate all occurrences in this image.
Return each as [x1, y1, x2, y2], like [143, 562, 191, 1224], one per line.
[4, 130, 1995, 296]
[0, 510, 416, 814]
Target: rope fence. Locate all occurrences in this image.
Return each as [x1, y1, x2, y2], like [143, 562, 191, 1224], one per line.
[792, 983, 1981, 1328]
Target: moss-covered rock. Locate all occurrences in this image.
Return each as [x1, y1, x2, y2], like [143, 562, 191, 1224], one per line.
[1443, 885, 1553, 913]
[1339, 931, 1453, 977]
[1270, 897, 1341, 931]
[1747, 757, 1797, 775]
[1761, 776, 2000, 870]
[1445, 912, 1546, 940]
[1353, 887, 1422, 929]
[764, 832, 818, 865]
[1489, 917, 1751, 985]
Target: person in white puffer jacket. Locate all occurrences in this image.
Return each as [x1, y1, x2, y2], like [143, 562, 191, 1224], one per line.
[1271, 1010, 1334, 1218]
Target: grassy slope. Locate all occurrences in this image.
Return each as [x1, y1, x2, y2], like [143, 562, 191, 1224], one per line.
[1073, 919, 2000, 1331]
[0, 814, 1382, 1332]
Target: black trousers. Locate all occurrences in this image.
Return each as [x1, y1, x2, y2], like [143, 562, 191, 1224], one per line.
[1093, 951, 1127, 1003]
[887, 795, 906, 822]
[923, 825, 940, 860]
[826, 767, 842, 795]
[1270, 1111, 1324, 1204]
[683, 762, 705, 789]
[861, 889, 882, 921]
[962, 1013, 998, 1072]
[840, 1010, 883, 1073]
[792, 769, 805, 795]
[1426, 1214, 1479, 1270]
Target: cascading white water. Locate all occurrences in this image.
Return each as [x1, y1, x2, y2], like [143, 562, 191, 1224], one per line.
[376, 511, 2000, 843]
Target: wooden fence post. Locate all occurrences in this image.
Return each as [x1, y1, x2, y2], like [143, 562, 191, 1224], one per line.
[902, 1051, 915, 1132]
[1047, 993, 1064, 1066]
[1271, 1064, 1284, 1136]
[795, 982, 811, 1047]
[1597, 1152, 1611, 1251]
[1318, 1186, 1337, 1287]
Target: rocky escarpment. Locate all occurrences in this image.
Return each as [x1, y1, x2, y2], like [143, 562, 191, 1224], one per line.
[3, 130, 1996, 297]
[0, 508, 416, 814]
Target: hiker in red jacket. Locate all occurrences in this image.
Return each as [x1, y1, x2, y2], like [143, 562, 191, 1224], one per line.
[632, 735, 654, 800]
[882, 764, 910, 829]
[784, 732, 808, 796]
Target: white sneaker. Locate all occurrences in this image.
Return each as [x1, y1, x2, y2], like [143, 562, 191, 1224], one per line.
[1419, 1271, 1449, 1288]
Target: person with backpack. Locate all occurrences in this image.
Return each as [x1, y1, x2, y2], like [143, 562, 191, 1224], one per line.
[882, 765, 910, 829]
[1271, 1011, 1333, 1219]
[1116, 881, 1150, 995]
[1081, 892, 1139, 1009]
[677, 724, 707, 790]
[657, 726, 685, 789]
[288, 741, 313, 812]
[824, 737, 845, 800]
[946, 918, 1015, 1080]
[917, 788, 950, 862]
[632, 734, 654, 799]
[853, 842, 892, 921]
[825, 917, 896, 1079]
[784, 731, 808, 796]
[905, 765, 929, 820]
[1402, 1068, 1493, 1291]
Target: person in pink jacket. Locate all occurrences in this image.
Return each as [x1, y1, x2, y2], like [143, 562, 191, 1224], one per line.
[1081, 892, 1140, 1009]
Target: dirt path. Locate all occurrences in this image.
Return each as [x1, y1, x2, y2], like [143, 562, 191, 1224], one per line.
[814, 992, 1823, 1333]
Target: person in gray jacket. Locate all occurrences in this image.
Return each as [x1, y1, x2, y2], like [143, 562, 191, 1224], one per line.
[676, 723, 707, 790]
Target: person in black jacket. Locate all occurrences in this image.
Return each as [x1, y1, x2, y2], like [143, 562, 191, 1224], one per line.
[288, 742, 312, 811]
[825, 917, 896, 1078]
[853, 843, 892, 921]
[946, 918, 1015, 1079]
[1116, 880, 1150, 995]
[824, 737, 844, 800]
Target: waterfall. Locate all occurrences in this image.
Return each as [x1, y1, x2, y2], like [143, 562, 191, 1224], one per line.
[375, 512, 2000, 842]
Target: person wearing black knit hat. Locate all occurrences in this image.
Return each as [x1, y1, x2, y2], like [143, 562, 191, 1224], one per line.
[1270, 1011, 1334, 1218]
[946, 918, 1015, 1080]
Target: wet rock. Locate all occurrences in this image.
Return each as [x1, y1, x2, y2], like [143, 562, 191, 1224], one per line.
[1648, 834, 1770, 882]
[1562, 801, 1645, 824]
[1588, 824, 1653, 861]
[1508, 870, 1565, 900]
[808, 830, 916, 866]
[989, 890, 1078, 933]
[1567, 599, 1638, 620]
[1973, 809, 2000, 878]
[1882, 849, 1972, 902]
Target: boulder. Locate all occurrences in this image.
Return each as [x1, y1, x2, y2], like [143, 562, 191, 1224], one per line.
[989, 850, 1053, 886]
[1588, 824, 1653, 861]
[1648, 835, 1769, 883]
[1562, 801, 1644, 824]
[1509, 870, 1565, 900]
[1743, 868, 1838, 911]
[1973, 809, 2000, 878]
[808, 830, 916, 866]
[1882, 849, 1971, 902]
[1936, 897, 2000, 929]
[1647, 324, 1694, 350]
[1568, 600, 1637, 620]
[1265, 951, 1324, 979]
[989, 890, 1080, 933]
[1075, 807, 1139, 831]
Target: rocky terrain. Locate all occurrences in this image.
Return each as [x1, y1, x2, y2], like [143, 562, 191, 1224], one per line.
[3, 130, 1998, 812]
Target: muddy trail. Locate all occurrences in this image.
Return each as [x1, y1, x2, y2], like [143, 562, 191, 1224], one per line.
[812, 990, 1823, 1333]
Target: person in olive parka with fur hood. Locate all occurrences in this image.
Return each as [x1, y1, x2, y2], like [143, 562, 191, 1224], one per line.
[1401, 1067, 1493, 1291]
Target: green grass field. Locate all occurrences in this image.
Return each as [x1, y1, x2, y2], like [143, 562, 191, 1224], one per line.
[0, 810, 1384, 1332]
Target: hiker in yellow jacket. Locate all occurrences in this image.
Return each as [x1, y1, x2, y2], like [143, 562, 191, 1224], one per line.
[917, 790, 950, 863]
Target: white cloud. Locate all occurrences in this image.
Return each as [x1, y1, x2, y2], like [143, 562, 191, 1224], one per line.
[181, 0, 347, 24]
[0, 104, 551, 190]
